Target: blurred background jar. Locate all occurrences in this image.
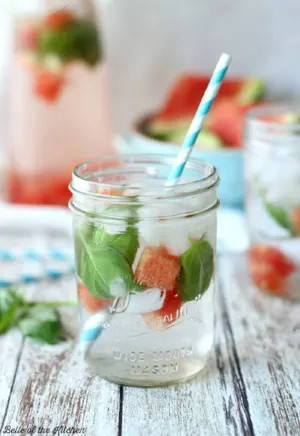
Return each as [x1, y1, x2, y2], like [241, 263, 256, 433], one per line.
[245, 104, 300, 300]
[4, 0, 113, 206]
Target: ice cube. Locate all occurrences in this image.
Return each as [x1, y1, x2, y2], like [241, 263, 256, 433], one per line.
[276, 238, 300, 265]
[126, 289, 164, 314]
[109, 278, 128, 298]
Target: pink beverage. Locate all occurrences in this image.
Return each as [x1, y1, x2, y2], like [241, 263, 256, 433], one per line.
[7, 2, 113, 206]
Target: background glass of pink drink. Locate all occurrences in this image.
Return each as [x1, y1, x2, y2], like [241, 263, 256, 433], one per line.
[6, 0, 113, 206]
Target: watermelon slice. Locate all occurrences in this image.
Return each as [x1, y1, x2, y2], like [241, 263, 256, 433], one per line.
[206, 99, 250, 147]
[78, 283, 112, 313]
[155, 75, 264, 122]
[147, 74, 265, 147]
[146, 120, 223, 149]
[142, 287, 183, 330]
[44, 10, 75, 30]
[134, 246, 180, 291]
[33, 69, 64, 102]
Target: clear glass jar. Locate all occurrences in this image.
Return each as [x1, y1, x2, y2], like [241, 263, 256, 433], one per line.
[245, 104, 300, 299]
[5, 0, 113, 205]
[69, 154, 219, 387]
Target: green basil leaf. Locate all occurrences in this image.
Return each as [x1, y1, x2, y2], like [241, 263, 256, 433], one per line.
[18, 304, 62, 344]
[178, 239, 214, 302]
[77, 231, 140, 298]
[94, 225, 138, 265]
[265, 202, 295, 236]
[38, 20, 101, 66]
[0, 288, 24, 333]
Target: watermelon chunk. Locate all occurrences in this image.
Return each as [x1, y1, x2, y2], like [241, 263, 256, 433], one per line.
[142, 287, 183, 330]
[248, 244, 296, 296]
[78, 283, 112, 313]
[44, 10, 75, 30]
[134, 246, 180, 291]
[290, 206, 300, 236]
[33, 69, 64, 102]
[17, 22, 40, 50]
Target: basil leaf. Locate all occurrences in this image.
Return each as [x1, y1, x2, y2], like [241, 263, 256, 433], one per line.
[18, 304, 62, 344]
[94, 225, 138, 265]
[38, 20, 101, 66]
[77, 231, 139, 298]
[0, 288, 24, 333]
[178, 239, 214, 302]
[265, 202, 295, 236]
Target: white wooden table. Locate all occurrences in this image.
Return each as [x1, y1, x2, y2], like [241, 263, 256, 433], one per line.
[0, 231, 300, 435]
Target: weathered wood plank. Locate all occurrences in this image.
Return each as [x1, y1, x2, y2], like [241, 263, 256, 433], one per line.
[220, 255, 300, 436]
[121, 281, 253, 436]
[1, 341, 120, 435]
[0, 331, 24, 427]
[1, 277, 120, 435]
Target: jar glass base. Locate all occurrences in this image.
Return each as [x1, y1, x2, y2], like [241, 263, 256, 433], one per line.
[87, 358, 209, 387]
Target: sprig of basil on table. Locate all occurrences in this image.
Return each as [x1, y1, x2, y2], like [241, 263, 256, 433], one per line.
[178, 238, 214, 302]
[18, 304, 61, 345]
[0, 288, 74, 344]
[264, 202, 295, 236]
[0, 288, 24, 333]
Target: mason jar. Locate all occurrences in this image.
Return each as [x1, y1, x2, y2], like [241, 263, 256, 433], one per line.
[245, 104, 300, 299]
[69, 154, 219, 387]
[5, 0, 113, 205]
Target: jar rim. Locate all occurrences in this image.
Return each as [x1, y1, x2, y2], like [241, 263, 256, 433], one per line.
[70, 153, 219, 202]
[246, 103, 300, 135]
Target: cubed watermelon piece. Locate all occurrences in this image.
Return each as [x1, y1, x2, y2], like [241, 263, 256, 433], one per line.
[248, 244, 296, 296]
[134, 246, 180, 291]
[44, 10, 75, 30]
[17, 22, 40, 50]
[142, 287, 183, 330]
[78, 283, 112, 313]
[97, 187, 123, 196]
[290, 206, 300, 236]
[33, 70, 64, 102]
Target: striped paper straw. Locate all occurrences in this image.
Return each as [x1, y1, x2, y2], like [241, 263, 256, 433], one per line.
[79, 311, 112, 355]
[166, 52, 231, 186]
[79, 52, 231, 355]
[79, 294, 127, 355]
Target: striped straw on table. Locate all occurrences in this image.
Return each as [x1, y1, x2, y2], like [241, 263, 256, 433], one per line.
[166, 52, 231, 186]
[79, 52, 231, 355]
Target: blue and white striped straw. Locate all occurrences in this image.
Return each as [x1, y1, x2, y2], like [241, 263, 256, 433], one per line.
[79, 311, 112, 355]
[79, 52, 231, 355]
[166, 52, 231, 186]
